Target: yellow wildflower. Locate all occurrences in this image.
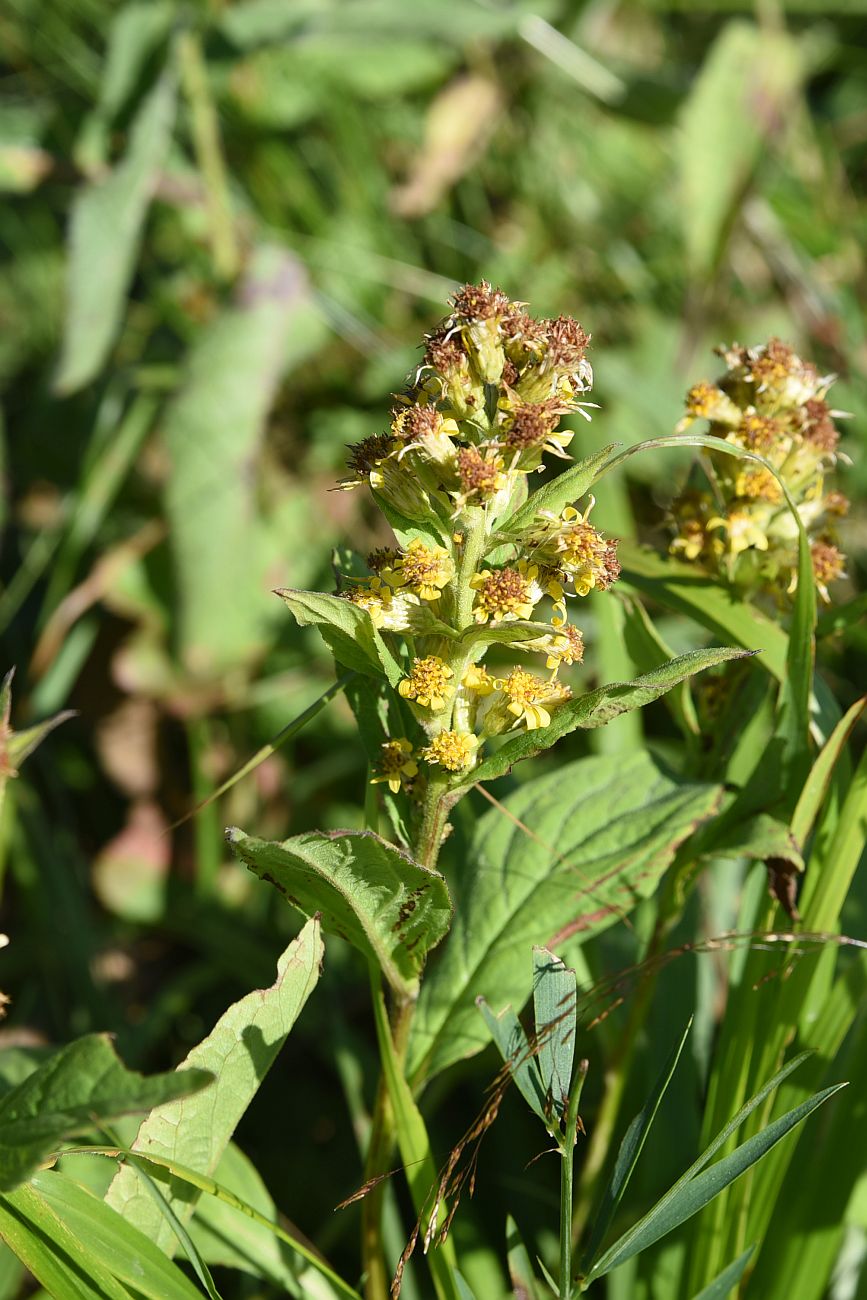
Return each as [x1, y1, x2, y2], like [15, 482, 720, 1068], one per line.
[462, 664, 495, 695]
[421, 730, 479, 772]
[387, 539, 455, 602]
[370, 739, 418, 794]
[470, 561, 542, 624]
[398, 656, 454, 711]
[498, 668, 572, 731]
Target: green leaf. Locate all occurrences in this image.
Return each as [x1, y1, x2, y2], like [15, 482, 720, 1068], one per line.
[580, 1020, 692, 1276]
[476, 1000, 548, 1124]
[29, 1171, 202, 1300]
[496, 444, 619, 537]
[188, 1143, 296, 1290]
[463, 648, 751, 790]
[276, 588, 403, 686]
[55, 69, 177, 393]
[163, 245, 325, 678]
[408, 753, 720, 1084]
[532, 947, 577, 1122]
[227, 828, 451, 999]
[619, 594, 700, 739]
[678, 21, 801, 277]
[105, 918, 322, 1253]
[791, 694, 867, 845]
[0, 1035, 211, 1192]
[695, 812, 803, 874]
[584, 1055, 843, 1282]
[617, 543, 788, 681]
[0, 1182, 133, 1299]
[692, 1246, 755, 1300]
[506, 1216, 543, 1300]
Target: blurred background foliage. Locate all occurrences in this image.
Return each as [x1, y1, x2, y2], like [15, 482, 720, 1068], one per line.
[0, 0, 865, 1294]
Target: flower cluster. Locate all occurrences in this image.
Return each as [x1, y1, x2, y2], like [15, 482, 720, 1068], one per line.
[333, 283, 619, 792]
[670, 339, 849, 602]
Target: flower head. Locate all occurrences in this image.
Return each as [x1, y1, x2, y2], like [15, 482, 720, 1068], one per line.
[398, 656, 454, 711]
[497, 668, 572, 731]
[387, 539, 455, 602]
[421, 730, 479, 772]
[371, 739, 418, 794]
[470, 562, 542, 623]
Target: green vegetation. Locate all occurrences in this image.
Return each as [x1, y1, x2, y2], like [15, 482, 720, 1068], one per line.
[0, 3, 864, 1298]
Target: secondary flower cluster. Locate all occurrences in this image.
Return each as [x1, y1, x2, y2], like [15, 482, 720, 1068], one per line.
[670, 339, 849, 601]
[338, 283, 620, 791]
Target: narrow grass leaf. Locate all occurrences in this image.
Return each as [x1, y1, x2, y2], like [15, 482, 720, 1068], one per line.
[106, 918, 322, 1254]
[532, 948, 577, 1121]
[506, 1216, 542, 1300]
[75, 1146, 360, 1300]
[476, 999, 547, 1124]
[580, 1020, 692, 1275]
[227, 829, 451, 999]
[56, 69, 176, 393]
[791, 694, 867, 845]
[0, 1183, 134, 1299]
[408, 753, 719, 1084]
[691, 1246, 755, 1299]
[584, 1055, 841, 1282]
[29, 1171, 203, 1300]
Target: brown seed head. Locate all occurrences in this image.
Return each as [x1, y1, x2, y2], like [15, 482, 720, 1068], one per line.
[347, 434, 394, 475]
[450, 281, 512, 322]
[457, 448, 502, 495]
[543, 316, 590, 369]
[503, 398, 562, 449]
[801, 398, 839, 452]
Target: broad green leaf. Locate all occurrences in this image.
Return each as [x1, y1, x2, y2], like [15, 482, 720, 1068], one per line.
[678, 21, 801, 276]
[462, 648, 751, 790]
[55, 70, 176, 393]
[188, 1143, 296, 1290]
[29, 1171, 202, 1300]
[580, 1020, 692, 1277]
[619, 593, 700, 738]
[0, 1035, 211, 1192]
[496, 444, 619, 537]
[0, 1182, 132, 1299]
[458, 619, 555, 651]
[532, 947, 577, 1121]
[276, 588, 403, 686]
[618, 543, 787, 681]
[695, 812, 803, 875]
[227, 829, 451, 999]
[408, 753, 720, 1084]
[454, 1272, 477, 1300]
[583, 1053, 842, 1282]
[476, 1000, 547, 1124]
[692, 1246, 755, 1299]
[106, 918, 322, 1253]
[164, 245, 325, 678]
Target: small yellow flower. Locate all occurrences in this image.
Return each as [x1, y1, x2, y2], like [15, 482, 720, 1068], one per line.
[370, 739, 418, 794]
[463, 664, 495, 695]
[709, 509, 770, 556]
[398, 656, 454, 711]
[421, 730, 479, 772]
[498, 668, 572, 731]
[387, 539, 455, 602]
[810, 538, 846, 602]
[470, 561, 542, 624]
[543, 623, 585, 673]
[678, 382, 741, 429]
[734, 466, 782, 503]
[344, 579, 419, 631]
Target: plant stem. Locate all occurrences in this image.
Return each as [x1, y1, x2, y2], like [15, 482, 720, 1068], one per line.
[177, 31, 239, 280]
[560, 1060, 589, 1300]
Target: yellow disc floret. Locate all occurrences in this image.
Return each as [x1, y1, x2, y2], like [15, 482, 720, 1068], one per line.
[470, 562, 541, 623]
[388, 539, 455, 602]
[421, 730, 479, 772]
[398, 656, 454, 711]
